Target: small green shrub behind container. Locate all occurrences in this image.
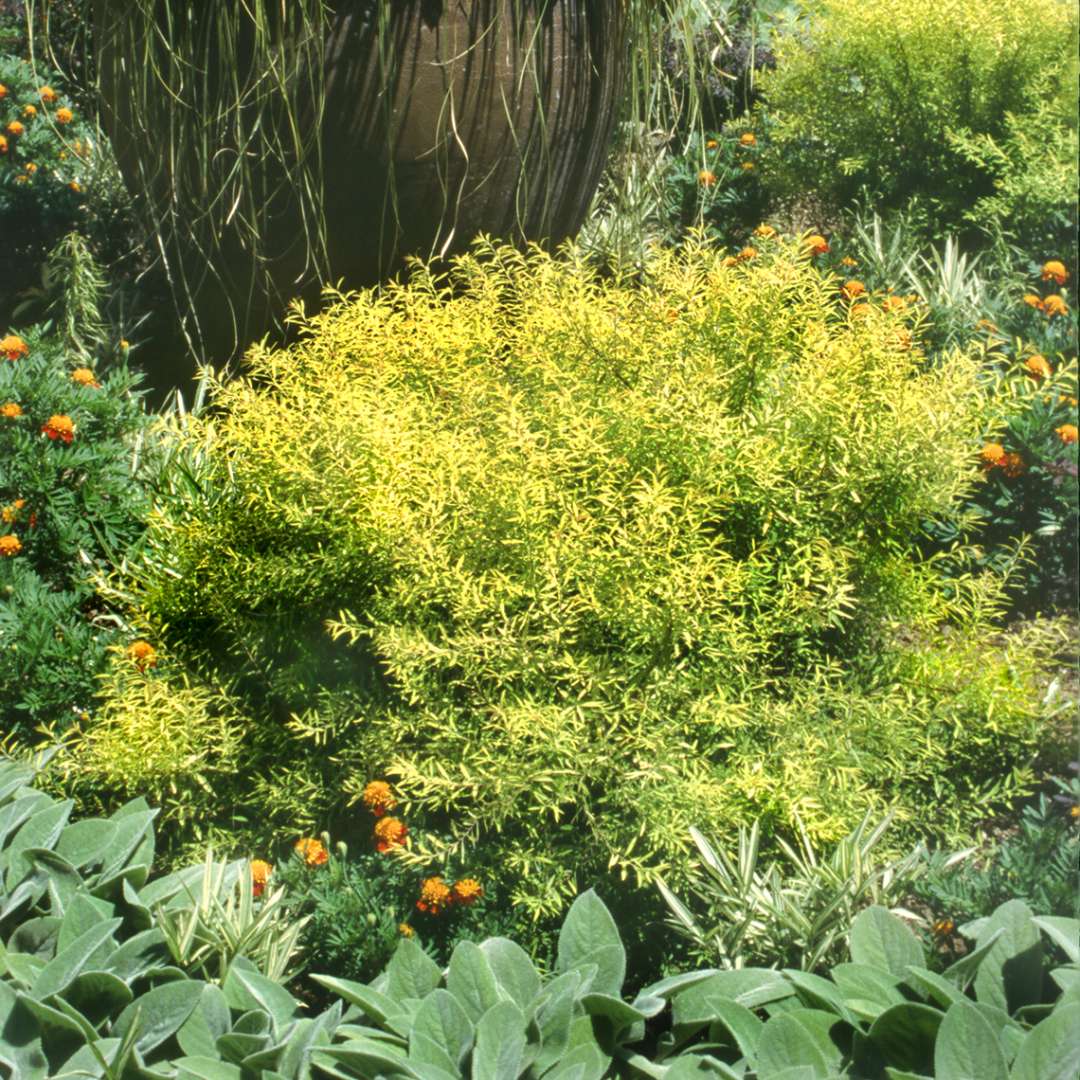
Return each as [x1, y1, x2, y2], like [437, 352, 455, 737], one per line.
[759, 0, 1078, 240]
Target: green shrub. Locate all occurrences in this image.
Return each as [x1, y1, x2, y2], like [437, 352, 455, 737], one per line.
[72, 239, 1064, 920]
[758, 0, 1078, 238]
[913, 767, 1080, 932]
[0, 270, 150, 735]
[948, 82, 1080, 257]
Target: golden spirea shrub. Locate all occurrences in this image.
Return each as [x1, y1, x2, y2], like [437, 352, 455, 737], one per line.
[78, 239, 1058, 909]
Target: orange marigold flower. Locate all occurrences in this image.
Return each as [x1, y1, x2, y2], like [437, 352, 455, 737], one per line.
[931, 917, 955, 938]
[840, 256, 858, 268]
[738, 246, 757, 261]
[753, 224, 777, 238]
[0, 84, 7, 99]
[295, 836, 329, 866]
[251, 859, 273, 898]
[1022, 293, 1043, 309]
[975, 318, 997, 333]
[22, 104, 36, 119]
[721, 255, 738, 268]
[881, 295, 907, 313]
[38, 86, 57, 104]
[804, 234, 829, 255]
[361, 779, 396, 816]
[14, 174, 29, 185]
[451, 878, 483, 906]
[698, 169, 717, 187]
[1, 500, 25, 524]
[42, 414, 75, 443]
[1, 335, 29, 361]
[850, 303, 871, 319]
[6, 120, 24, 138]
[25, 162, 36, 173]
[1043, 294, 1069, 317]
[68, 180, 81, 193]
[398, 922, 414, 937]
[0, 534, 21, 558]
[840, 280, 866, 300]
[1056, 424, 1079, 444]
[0, 135, 7, 153]
[0, 402, 22, 418]
[374, 816, 408, 852]
[416, 876, 453, 915]
[127, 639, 157, 670]
[71, 367, 99, 387]
[1024, 355, 1052, 380]
[1002, 452, 1025, 478]
[980, 442, 1006, 468]
[740, 161, 755, 171]
[739, 132, 757, 146]
[1041, 260, 1068, 285]
[55, 107, 73, 125]
[706, 138, 718, 149]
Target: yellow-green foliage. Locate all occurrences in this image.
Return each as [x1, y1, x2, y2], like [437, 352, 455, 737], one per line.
[759, 0, 1078, 231]
[73, 239, 1058, 912]
[57, 646, 245, 842]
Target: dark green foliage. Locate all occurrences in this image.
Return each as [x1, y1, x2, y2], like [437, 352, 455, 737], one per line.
[276, 839, 553, 989]
[0, 310, 149, 734]
[658, 122, 770, 249]
[913, 773, 1080, 931]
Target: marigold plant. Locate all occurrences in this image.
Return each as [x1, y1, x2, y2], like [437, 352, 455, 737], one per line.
[1, 335, 28, 361]
[251, 858, 273, 897]
[0, 305, 149, 738]
[373, 816, 408, 852]
[361, 779, 396, 816]
[295, 837, 329, 867]
[417, 876, 453, 916]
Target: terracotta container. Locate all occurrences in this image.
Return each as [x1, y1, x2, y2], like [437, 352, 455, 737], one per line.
[94, 0, 628, 360]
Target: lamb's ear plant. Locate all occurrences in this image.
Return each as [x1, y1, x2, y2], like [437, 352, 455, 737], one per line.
[311, 889, 1080, 1078]
[0, 755, 334, 1077]
[2, 754, 1078, 1077]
